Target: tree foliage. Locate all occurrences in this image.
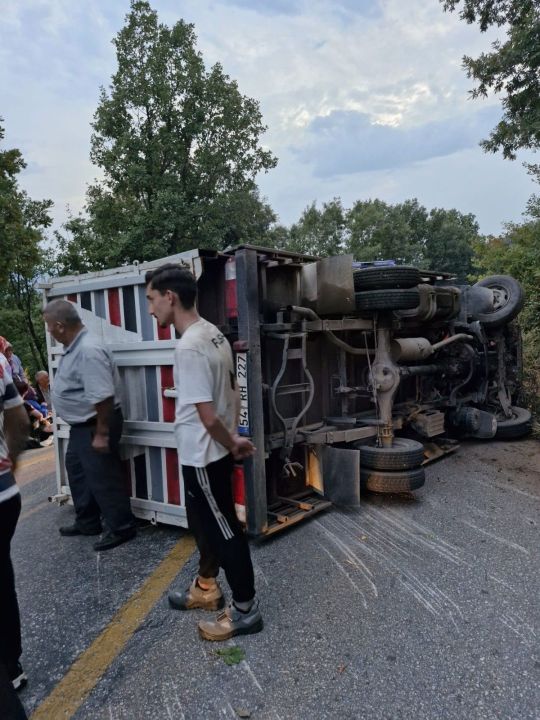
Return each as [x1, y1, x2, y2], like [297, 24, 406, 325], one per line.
[276, 197, 479, 279]
[285, 199, 347, 257]
[424, 207, 478, 281]
[0, 120, 53, 376]
[348, 199, 428, 266]
[442, 1, 540, 161]
[57, 0, 277, 271]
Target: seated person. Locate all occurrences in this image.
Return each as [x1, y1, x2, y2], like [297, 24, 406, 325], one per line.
[35, 370, 51, 408]
[22, 385, 49, 419]
[15, 381, 53, 440]
[3, 342, 26, 385]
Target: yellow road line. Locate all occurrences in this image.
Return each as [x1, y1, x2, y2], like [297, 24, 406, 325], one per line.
[20, 500, 50, 522]
[18, 448, 55, 470]
[30, 534, 196, 720]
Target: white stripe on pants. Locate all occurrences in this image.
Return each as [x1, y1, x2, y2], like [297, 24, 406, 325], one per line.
[195, 466, 234, 540]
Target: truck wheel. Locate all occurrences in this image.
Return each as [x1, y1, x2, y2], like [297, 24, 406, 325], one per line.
[356, 437, 425, 470]
[353, 266, 421, 291]
[473, 275, 524, 328]
[360, 467, 425, 493]
[495, 406, 532, 439]
[355, 288, 420, 311]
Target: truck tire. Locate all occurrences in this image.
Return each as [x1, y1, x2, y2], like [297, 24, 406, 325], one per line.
[355, 288, 420, 311]
[473, 275, 524, 328]
[353, 266, 421, 291]
[360, 467, 426, 493]
[356, 437, 425, 470]
[495, 406, 533, 439]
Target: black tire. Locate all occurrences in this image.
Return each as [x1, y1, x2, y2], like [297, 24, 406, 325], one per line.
[495, 406, 533, 439]
[355, 288, 420, 311]
[360, 467, 426, 493]
[356, 437, 425, 470]
[353, 266, 421, 291]
[473, 275, 524, 328]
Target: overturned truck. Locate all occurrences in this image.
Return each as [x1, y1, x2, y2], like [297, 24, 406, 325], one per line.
[43, 245, 531, 538]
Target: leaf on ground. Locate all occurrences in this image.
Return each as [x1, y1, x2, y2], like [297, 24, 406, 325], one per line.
[214, 646, 246, 665]
[234, 709, 252, 718]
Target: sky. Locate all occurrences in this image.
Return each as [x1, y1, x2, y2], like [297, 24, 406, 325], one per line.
[0, 0, 536, 239]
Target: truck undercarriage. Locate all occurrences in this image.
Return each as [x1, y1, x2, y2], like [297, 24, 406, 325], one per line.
[43, 245, 531, 538]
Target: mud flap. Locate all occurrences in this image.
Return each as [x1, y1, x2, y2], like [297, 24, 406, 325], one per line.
[320, 445, 361, 507]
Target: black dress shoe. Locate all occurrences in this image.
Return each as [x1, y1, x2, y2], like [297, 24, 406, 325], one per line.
[59, 523, 102, 536]
[93, 528, 136, 551]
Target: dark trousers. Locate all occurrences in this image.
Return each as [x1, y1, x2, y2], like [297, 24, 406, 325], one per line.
[65, 410, 135, 534]
[0, 491, 22, 670]
[183, 454, 255, 604]
[0, 663, 27, 720]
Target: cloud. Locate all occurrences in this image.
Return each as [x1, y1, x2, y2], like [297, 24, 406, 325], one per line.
[0, 0, 532, 241]
[293, 106, 502, 176]
[216, 0, 380, 18]
[258, 142, 537, 235]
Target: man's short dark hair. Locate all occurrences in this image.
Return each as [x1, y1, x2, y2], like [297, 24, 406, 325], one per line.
[145, 264, 197, 310]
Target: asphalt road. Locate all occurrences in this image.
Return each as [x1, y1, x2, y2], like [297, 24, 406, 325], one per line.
[12, 438, 540, 720]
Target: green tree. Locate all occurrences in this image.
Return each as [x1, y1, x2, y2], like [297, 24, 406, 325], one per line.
[424, 208, 478, 280]
[58, 0, 277, 271]
[0, 120, 53, 373]
[280, 197, 479, 273]
[441, 1, 540, 161]
[0, 129, 27, 284]
[347, 199, 428, 265]
[286, 199, 347, 256]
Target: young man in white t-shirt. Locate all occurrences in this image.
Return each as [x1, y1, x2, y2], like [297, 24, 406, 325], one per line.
[145, 264, 263, 641]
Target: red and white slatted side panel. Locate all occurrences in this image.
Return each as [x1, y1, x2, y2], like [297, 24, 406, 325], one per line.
[63, 285, 184, 512]
[151, 315, 185, 510]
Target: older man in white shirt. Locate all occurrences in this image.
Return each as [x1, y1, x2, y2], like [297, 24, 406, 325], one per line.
[43, 300, 136, 552]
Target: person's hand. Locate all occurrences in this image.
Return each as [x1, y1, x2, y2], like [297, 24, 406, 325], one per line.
[230, 434, 255, 460]
[92, 431, 110, 454]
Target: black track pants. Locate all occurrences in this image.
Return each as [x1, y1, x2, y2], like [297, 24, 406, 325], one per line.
[0, 490, 22, 669]
[183, 454, 255, 603]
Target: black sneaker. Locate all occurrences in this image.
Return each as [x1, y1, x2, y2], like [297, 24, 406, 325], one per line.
[93, 528, 136, 552]
[59, 523, 102, 537]
[9, 662, 27, 691]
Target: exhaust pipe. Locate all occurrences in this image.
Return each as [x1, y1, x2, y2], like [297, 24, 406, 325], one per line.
[391, 333, 473, 362]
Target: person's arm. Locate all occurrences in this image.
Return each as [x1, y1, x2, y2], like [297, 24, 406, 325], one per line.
[81, 345, 118, 453]
[4, 404, 30, 471]
[196, 402, 255, 460]
[92, 396, 115, 453]
[27, 406, 43, 421]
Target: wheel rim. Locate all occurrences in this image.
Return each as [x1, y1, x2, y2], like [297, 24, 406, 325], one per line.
[491, 285, 510, 311]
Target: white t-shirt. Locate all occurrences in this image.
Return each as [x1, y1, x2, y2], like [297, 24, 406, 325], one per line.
[173, 319, 237, 467]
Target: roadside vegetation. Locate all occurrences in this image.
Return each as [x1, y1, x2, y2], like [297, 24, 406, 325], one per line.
[0, 0, 538, 417]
